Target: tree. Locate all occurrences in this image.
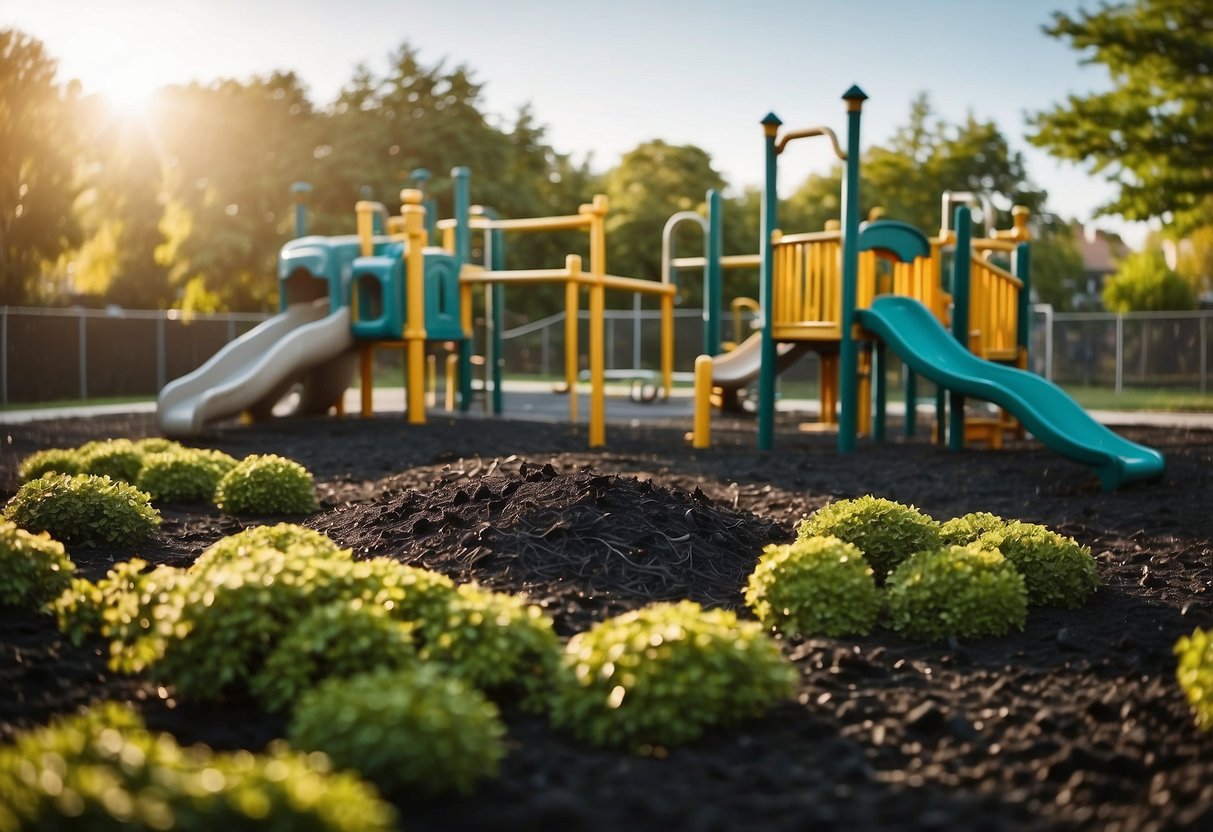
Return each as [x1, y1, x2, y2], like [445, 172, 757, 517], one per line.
[1029, 0, 1213, 231]
[1175, 222, 1213, 302]
[1102, 250, 1196, 311]
[0, 29, 82, 304]
[1027, 222, 1086, 311]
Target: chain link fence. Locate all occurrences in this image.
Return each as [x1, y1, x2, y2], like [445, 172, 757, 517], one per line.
[3, 304, 1210, 406]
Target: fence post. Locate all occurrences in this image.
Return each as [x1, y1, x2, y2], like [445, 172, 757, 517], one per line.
[78, 308, 88, 400]
[1115, 313, 1123, 395]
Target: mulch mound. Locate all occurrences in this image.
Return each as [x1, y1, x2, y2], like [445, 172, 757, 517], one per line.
[1, 410, 1212, 831]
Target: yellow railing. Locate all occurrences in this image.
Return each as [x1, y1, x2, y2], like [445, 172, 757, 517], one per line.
[770, 229, 844, 340]
[968, 254, 1022, 362]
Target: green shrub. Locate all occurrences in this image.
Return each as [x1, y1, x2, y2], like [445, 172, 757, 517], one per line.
[214, 454, 319, 516]
[134, 437, 185, 455]
[191, 523, 349, 573]
[549, 600, 797, 750]
[745, 536, 881, 637]
[152, 550, 456, 700]
[418, 583, 561, 704]
[136, 448, 238, 503]
[0, 520, 74, 611]
[78, 439, 144, 483]
[290, 665, 506, 796]
[797, 496, 941, 580]
[976, 521, 1099, 608]
[939, 511, 1009, 545]
[17, 448, 81, 482]
[4, 474, 161, 547]
[251, 600, 418, 713]
[0, 701, 397, 831]
[886, 544, 1028, 641]
[1175, 628, 1213, 732]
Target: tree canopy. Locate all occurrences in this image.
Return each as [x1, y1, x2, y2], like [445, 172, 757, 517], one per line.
[1029, 0, 1213, 231]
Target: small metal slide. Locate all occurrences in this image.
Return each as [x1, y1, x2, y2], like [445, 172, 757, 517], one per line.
[856, 295, 1165, 490]
[157, 299, 356, 437]
[711, 332, 809, 391]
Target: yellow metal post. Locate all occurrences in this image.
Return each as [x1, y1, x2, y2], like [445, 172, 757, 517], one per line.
[355, 201, 376, 257]
[565, 272, 580, 423]
[661, 293, 674, 400]
[583, 195, 609, 448]
[402, 189, 428, 425]
[360, 344, 374, 418]
[692, 354, 713, 448]
[445, 353, 458, 412]
[426, 353, 436, 407]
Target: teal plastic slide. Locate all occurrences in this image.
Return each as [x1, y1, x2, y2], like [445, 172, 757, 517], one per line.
[856, 295, 1166, 490]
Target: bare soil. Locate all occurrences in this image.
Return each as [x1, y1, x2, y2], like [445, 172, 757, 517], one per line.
[1, 409, 1211, 831]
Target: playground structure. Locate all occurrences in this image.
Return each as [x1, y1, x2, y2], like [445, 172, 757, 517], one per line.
[684, 86, 1163, 490]
[156, 84, 1165, 489]
[157, 169, 676, 448]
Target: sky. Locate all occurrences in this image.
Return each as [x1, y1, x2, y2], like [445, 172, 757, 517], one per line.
[4, 0, 1151, 247]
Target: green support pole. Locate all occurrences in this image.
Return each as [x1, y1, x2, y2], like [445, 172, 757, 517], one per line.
[452, 167, 474, 411]
[903, 368, 917, 438]
[873, 343, 886, 440]
[490, 226, 505, 415]
[1014, 242, 1031, 366]
[291, 181, 312, 238]
[705, 189, 724, 357]
[756, 113, 782, 450]
[410, 169, 436, 243]
[837, 85, 868, 454]
[949, 205, 972, 451]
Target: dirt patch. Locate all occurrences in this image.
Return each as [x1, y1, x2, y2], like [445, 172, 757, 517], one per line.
[1, 410, 1211, 830]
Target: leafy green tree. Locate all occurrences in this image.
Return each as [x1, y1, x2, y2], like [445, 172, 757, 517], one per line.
[0, 29, 83, 304]
[1028, 223, 1086, 311]
[599, 140, 726, 308]
[1175, 221, 1213, 302]
[1103, 250, 1196, 311]
[1029, 0, 1213, 231]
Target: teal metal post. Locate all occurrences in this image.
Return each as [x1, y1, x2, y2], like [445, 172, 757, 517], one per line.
[873, 343, 886, 440]
[903, 368, 917, 438]
[410, 169, 437, 242]
[452, 167, 475, 411]
[705, 189, 724, 357]
[481, 209, 505, 416]
[756, 114, 783, 450]
[1014, 242, 1031, 366]
[837, 86, 868, 454]
[291, 181, 312, 238]
[948, 205, 972, 451]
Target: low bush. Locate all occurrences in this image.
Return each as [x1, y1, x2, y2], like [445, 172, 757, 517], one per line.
[549, 600, 797, 750]
[0, 701, 397, 831]
[191, 523, 349, 573]
[797, 496, 941, 580]
[251, 600, 418, 713]
[4, 474, 161, 547]
[0, 520, 74, 612]
[214, 454, 318, 516]
[886, 544, 1028, 641]
[745, 536, 881, 637]
[418, 583, 561, 704]
[17, 448, 82, 482]
[136, 448, 238, 504]
[939, 511, 1009, 545]
[78, 439, 144, 483]
[1175, 628, 1213, 732]
[134, 437, 185, 455]
[976, 521, 1100, 608]
[289, 665, 507, 796]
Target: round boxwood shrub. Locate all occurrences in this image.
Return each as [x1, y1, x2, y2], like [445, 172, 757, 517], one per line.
[976, 521, 1099, 608]
[251, 599, 418, 713]
[0, 701, 397, 831]
[549, 600, 798, 750]
[78, 438, 145, 484]
[18, 448, 84, 482]
[191, 522, 349, 573]
[152, 550, 457, 700]
[289, 665, 506, 796]
[4, 473, 161, 547]
[939, 511, 1009, 545]
[418, 583, 561, 704]
[1175, 627, 1213, 732]
[136, 448, 238, 504]
[214, 454, 318, 516]
[885, 544, 1028, 641]
[797, 496, 942, 581]
[135, 437, 185, 455]
[745, 536, 881, 637]
[0, 519, 74, 612]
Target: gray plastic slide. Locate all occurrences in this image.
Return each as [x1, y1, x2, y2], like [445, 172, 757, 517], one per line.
[157, 299, 356, 437]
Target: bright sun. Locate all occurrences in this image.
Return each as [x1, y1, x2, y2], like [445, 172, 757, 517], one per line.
[92, 67, 162, 117]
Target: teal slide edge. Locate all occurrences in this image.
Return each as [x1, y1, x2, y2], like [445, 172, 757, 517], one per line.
[856, 296, 1166, 491]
